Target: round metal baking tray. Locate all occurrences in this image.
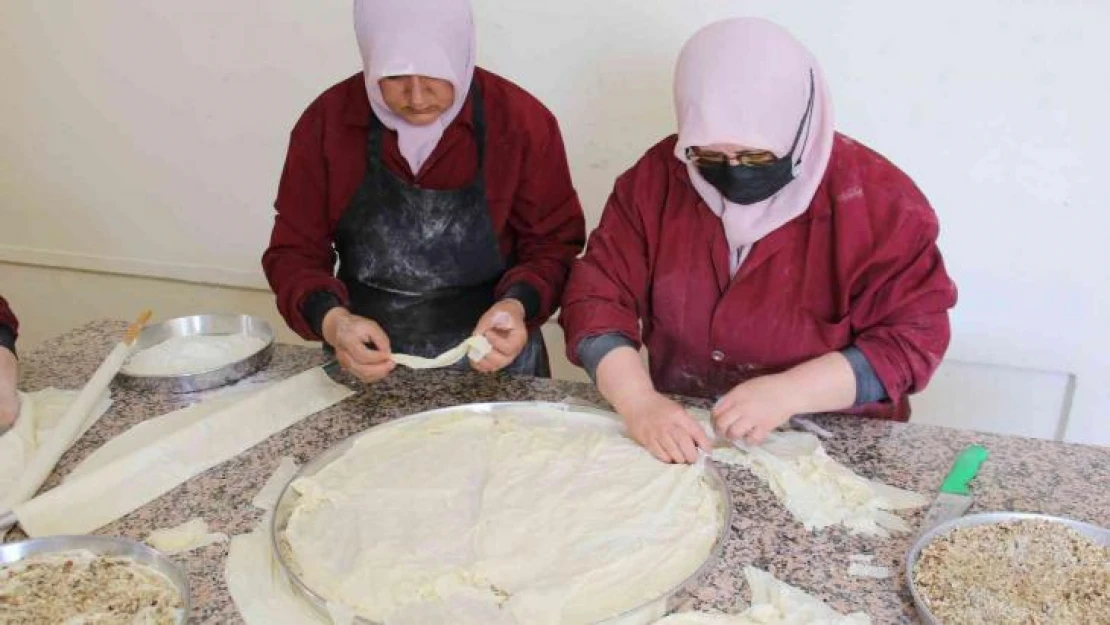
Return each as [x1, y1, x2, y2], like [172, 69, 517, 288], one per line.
[115, 314, 275, 394]
[0, 534, 191, 624]
[905, 511, 1110, 624]
[271, 401, 734, 625]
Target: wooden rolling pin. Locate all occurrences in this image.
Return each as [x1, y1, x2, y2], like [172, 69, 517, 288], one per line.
[1, 311, 151, 515]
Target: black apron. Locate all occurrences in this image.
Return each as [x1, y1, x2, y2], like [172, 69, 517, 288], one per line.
[332, 82, 549, 377]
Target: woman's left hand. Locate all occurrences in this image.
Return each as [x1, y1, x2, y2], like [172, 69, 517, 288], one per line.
[711, 374, 799, 445]
[471, 299, 528, 373]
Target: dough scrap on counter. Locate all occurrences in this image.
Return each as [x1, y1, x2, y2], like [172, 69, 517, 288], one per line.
[0, 388, 112, 504]
[146, 517, 228, 554]
[283, 410, 722, 624]
[710, 431, 927, 536]
[846, 563, 892, 579]
[653, 567, 871, 625]
[391, 336, 492, 369]
[225, 515, 331, 625]
[122, 333, 268, 376]
[251, 456, 300, 511]
[14, 367, 353, 537]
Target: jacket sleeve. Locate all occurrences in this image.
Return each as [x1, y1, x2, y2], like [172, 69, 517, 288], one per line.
[850, 200, 958, 406]
[262, 107, 349, 341]
[495, 113, 585, 326]
[559, 163, 654, 365]
[0, 296, 17, 354]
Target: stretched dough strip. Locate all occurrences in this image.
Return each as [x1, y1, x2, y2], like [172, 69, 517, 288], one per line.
[67, 387, 265, 481]
[13, 367, 353, 537]
[391, 336, 492, 369]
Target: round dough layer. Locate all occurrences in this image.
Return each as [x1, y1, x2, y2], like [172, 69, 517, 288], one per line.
[283, 411, 722, 624]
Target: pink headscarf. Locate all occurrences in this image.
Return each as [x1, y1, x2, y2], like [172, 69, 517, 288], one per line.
[353, 0, 476, 174]
[674, 18, 835, 275]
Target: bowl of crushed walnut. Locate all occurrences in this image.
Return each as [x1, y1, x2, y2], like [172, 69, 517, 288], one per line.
[0, 534, 189, 624]
[907, 512, 1109, 625]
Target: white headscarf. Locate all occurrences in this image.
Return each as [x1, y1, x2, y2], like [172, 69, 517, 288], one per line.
[674, 18, 835, 275]
[353, 0, 477, 174]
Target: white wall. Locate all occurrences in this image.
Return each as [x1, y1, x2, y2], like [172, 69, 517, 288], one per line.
[0, 1, 1106, 444]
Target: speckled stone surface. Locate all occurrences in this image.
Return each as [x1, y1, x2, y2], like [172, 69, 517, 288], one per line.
[6, 320, 1109, 624]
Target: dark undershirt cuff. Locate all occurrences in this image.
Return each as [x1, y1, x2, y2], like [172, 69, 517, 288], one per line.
[301, 291, 344, 341]
[0, 324, 15, 357]
[502, 282, 542, 321]
[841, 345, 888, 406]
[577, 333, 637, 381]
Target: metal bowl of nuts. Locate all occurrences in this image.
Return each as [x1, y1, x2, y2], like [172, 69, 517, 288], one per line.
[0, 535, 190, 624]
[906, 512, 1109, 624]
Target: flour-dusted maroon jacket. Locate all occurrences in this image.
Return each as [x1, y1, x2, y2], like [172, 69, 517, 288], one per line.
[263, 68, 586, 339]
[560, 134, 957, 421]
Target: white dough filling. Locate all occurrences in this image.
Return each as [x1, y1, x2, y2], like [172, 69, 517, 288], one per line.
[282, 412, 723, 624]
[122, 334, 267, 376]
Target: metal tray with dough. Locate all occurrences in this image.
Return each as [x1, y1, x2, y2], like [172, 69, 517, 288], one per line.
[0, 534, 191, 624]
[905, 511, 1110, 625]
[270, 401, 734, 625]
[116, 314, 275, 394]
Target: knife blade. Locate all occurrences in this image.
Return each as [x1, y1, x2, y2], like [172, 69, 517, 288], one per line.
[917, 444, 989, 537]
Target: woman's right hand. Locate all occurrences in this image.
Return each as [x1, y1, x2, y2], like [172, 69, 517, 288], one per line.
[321, 308, 395, 383]
[616, 392, 711, 464]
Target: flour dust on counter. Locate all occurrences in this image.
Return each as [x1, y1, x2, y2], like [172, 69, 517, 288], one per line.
[654, 567, 871, 625]
[121, 333, 268, 376]
[280, 410, 723, 625]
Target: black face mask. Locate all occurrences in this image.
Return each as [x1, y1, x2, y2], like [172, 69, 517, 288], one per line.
[694, 71, 816, 205]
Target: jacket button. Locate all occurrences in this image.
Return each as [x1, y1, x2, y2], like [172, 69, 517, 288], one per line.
[711, 350, 725, 362]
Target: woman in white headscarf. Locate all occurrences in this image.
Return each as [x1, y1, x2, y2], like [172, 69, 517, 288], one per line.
[561, 18, 958, 463]
[264, 0, 585, 381]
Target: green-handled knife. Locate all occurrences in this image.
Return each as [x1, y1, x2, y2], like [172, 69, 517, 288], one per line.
[916, 444, 989, 537]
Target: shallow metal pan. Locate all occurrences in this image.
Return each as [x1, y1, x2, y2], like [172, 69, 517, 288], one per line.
[905, 511, 1109, 624]
[270, 401, 734, 625]
[115, 314, 274, 393]
[0, 534, 191, 624]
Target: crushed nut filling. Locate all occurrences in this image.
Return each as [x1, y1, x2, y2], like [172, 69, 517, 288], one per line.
[0, 550, 183, 624]
[914, 520, 1109, 624]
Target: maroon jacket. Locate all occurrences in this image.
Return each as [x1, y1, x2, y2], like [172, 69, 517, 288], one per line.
[263, 68, 586, 339]
[0, 295, 17, 353]
[560, 134, 958, 421]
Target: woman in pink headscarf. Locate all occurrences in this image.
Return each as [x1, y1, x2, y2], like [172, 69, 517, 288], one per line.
[264, 0, 585, 381]
[560, 18, 958, 463]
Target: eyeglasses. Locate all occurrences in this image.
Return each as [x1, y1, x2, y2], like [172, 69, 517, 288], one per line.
[685, 146, 778, 167]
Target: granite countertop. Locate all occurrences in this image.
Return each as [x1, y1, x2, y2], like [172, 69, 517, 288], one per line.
[7, 320, 1110, 624]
